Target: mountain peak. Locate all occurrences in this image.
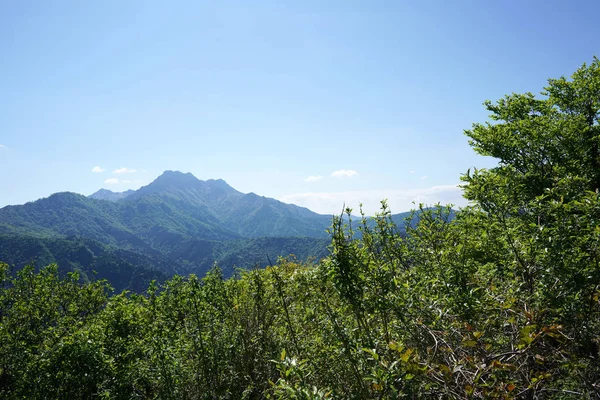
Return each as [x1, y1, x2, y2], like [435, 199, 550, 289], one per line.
[125, 171, 240, 202]
[160, 170, 195, 178]
[154, 170, 199, 185]
[151, 171, 238, 193]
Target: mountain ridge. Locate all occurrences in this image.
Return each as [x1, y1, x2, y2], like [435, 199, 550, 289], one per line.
[0, 170, 441, 290]
[0, 171, 335, 288]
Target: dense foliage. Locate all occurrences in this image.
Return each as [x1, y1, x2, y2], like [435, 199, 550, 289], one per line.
[1, 59, 600, 398]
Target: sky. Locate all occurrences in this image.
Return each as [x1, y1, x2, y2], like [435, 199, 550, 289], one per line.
[1, 0, 599, 215]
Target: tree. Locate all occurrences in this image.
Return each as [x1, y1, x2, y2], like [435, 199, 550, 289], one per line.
[0, 263, 110, 398]
[463, 57, 600, 206]
[461, 58, 600, 396]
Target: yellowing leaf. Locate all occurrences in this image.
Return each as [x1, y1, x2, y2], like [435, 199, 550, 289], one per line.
[400, 348, 413, 362]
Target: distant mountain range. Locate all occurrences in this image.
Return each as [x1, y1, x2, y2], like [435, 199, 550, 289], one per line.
[0, 170, 426, 291]
[0, 171, 335, 290]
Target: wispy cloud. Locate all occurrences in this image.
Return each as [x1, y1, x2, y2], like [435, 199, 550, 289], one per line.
[421, 175, 428, 180]
[279, 185, 466, 215]
[0, 144, 5, 149]
[92, 166, 104, 173]
[104, 178, 119, 185]
[331, 169, 359, 178]
[114, 167, 136, 174]
[409, 170, 415, 174]
[304, 175, 323, 182]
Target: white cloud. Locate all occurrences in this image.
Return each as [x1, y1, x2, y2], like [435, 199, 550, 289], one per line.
[92, 166, 104, 173]
[331, 169, 359, 178]
[278, 185, 466, 215]
[114, 167, 136, 174]
[421, 175, 428, 180]
[104, 178, 119, 185]
[0, 144, 6, 149]
[304, 175, 323, 182]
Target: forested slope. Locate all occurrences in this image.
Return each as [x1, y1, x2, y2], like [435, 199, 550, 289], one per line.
[0, 172, 334, 286]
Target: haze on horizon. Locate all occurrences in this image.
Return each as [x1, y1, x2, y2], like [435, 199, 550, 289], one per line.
[1, 1, 599, 215]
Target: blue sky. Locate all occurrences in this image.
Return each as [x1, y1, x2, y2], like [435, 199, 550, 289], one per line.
[1, 0, 599, 214]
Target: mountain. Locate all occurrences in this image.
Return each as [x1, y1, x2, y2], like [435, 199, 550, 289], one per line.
[0, 190, 237, 252]
[0, 171, 455, 291]
[0, 171, 334, 289]
[89, 188, 135, 201]
[127, 171, 239, 201]
[0, 171, 334, 246]
[124, 171, 333, 238]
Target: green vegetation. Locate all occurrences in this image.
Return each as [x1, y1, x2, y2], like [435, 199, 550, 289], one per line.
[1, 59, 600, 398]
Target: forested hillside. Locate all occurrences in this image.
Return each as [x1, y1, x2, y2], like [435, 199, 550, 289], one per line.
[2, 59, 600, 399]
[0, 171, 336, 288]
[0, 234, 171, 292]
[0, 170, 420, 290]
[0, 233, 330, 291]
